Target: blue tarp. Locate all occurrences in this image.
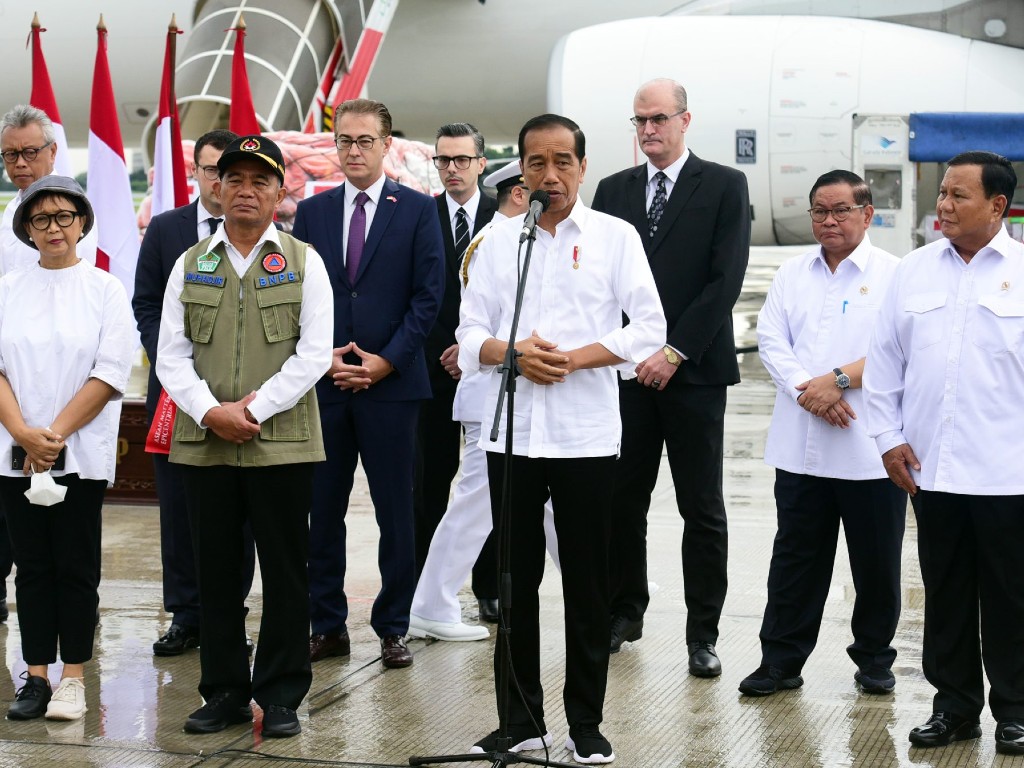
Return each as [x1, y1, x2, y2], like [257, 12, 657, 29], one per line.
[909, 113, 1024, 162]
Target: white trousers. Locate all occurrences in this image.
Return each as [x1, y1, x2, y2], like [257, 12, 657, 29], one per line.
[411, 420, 560, 623]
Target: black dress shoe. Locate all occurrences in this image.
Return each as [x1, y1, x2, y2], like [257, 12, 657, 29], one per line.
[688, 641, 722, 677]
[262, 704, 301, 737]
[996, 720, 1024, 755]
[609, 615, 643, 654]
[854, 666, 895, 694]
[381, 634, 413, 668]
[153, 624, 200, 656]
[246, 635, 255, 656]
[909, 711, 981, 747]
[7, 674, 51, 720]
[477, 598, 500, 623]
[183, 691, 253, 734]
[738, 665, 803, 696]
[309, 630, 350, 662]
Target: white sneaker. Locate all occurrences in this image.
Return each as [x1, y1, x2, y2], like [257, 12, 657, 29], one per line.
[45, 678, 87, 721]
[408, 613, 489, 641]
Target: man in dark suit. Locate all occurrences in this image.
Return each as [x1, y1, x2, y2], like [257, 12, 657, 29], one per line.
[591, 78, 750, 676]
[293, 98, 444, 669]
[133, 129, 256, 657]
[416, 122, 498, 620]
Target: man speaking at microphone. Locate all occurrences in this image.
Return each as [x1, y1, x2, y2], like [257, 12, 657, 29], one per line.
[457, 114, 665, 764]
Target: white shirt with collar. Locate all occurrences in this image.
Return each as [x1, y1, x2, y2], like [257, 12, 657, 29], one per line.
[342, 174, 388, 268]
[1, 179, 99, 276]
[445, 187, 482, 243]
[156, 222, 334, 428]
[457, 199, 666, 458]
[195, 199, 223, 242]
[865, 226, 1024, 495]
[758, 235, 898, 480]
[644, 148, 690, 210]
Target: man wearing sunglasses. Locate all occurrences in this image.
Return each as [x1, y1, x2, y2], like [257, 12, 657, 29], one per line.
[415, 123, 498, 621]
[591, 78, 750, 677]
[1, 105, 98, 276]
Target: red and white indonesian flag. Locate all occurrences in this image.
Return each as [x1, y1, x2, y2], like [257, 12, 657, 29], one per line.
[229, 19, 261, 135]
[28, 17, 73, 177]
[151, 22, 188, 217]
[88, 21, 139, 300]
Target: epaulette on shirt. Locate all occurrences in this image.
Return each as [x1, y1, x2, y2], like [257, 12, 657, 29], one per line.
[460, 228, 490, 288]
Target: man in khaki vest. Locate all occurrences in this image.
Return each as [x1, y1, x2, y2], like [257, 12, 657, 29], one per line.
[156, 135, 333, 738]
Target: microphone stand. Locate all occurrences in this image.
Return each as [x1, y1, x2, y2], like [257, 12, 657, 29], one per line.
[410, 219, 574, 768]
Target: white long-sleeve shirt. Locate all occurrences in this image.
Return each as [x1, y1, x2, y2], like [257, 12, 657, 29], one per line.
[0, 260, 134, 483]
[156, 224, 334, 427]
[758, 236, 898, 480]
[864, 226, 1024, 495]
[457, 200, 666, 458]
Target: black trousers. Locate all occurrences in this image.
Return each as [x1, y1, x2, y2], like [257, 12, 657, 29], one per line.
[0, 499, 12, 602]
[153, 452, 255, 628]
[486, 451, 614, 732]
[0, 475, 104, 665]
[611, 379, 728, 642]
[912, 490, 1024, 721]
[414, 389, 498, 599]
[181, 463, 313, 710]
[759, 470, 906, 674]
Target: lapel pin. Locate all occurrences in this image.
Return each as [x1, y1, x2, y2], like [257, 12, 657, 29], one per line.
[386, 195, 397, 203]
[1002, 281, 1011, 291]
[859, 285, 869, 295]
[572, 245, 581, 270]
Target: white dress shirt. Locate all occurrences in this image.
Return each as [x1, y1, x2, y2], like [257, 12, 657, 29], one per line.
[758, 236, 898, 480]
[0, 260, 134, 483]
[644, 148, 690, 210]
[342, 174, 387, 268]
[156, 223, 334, 427]
[0, 180, 99, 276]
[445, 188, 482, 245]
[195, 199, 222, 242]
[457, 199, 666, 458]
[864, 226, 1024, 495]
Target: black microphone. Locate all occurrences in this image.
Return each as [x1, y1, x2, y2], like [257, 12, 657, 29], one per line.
[519, 190, 551, 243]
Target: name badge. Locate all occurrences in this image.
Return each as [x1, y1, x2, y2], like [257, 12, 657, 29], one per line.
[196, 251, 221, 273]
[256, 271, 300, 288]
[185, 272, 225, 287]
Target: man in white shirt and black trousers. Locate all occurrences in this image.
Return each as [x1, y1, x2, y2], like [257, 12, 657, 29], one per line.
[865, 151, 1024, 755]
[457, 114, 665, 765]
[741, 170, 906, 698]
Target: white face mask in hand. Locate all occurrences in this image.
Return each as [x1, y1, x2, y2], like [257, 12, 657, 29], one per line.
[24, 469, 67, 506]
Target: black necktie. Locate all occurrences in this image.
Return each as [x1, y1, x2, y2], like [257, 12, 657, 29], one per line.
[209, 218, 223, 236]
[648, 172, 667, 239]
[454, 208, 469, 258]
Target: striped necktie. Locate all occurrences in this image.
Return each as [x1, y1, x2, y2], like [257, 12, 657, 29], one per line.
[454, 207, 469, 257]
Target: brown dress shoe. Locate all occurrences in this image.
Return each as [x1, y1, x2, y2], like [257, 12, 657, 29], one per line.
[309, 631, 351, 662]
[381, 634, 413, 668]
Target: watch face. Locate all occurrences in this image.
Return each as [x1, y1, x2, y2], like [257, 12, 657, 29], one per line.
[837, 374, 851, 389]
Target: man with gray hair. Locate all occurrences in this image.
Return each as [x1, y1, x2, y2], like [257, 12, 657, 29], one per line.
[1, 105, 98, 275]
[415, 122, 498, 620]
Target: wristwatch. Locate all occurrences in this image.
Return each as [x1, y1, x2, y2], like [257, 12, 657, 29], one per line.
[663, 346, 681, 366]
[833, 368, 851, 390]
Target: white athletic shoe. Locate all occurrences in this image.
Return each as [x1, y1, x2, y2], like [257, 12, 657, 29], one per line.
[45, 678, 87, 721]
[408, 613, 489, 641]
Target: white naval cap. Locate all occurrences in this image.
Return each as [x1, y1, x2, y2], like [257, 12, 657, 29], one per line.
[483, 158, 525, 191]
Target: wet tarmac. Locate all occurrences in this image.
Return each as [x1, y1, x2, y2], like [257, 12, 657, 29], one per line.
[3, 246, 1023, 767]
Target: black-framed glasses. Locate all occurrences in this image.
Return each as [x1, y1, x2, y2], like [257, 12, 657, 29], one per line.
[807, 205, 866, 223]
[629, 110, 686, 128]
[28, 210, 80, 231]
[197, 164, 220, 180]
[432, 155, 482, 170]
[335, 135, 385, 151]
[1, 142, 53, 164]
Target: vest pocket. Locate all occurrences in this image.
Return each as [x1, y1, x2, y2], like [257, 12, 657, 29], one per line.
[257, 283, 302, 342]
[173, 410, 207, 442]
[260, 393, 311, 441]
[181, 284, 224, 343]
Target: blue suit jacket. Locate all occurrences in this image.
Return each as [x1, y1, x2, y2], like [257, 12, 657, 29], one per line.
[292, 177, 445, 404]
[134, 200, 201, 414]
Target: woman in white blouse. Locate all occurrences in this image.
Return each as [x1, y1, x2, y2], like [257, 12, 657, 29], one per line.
[0, 176, 134, 722]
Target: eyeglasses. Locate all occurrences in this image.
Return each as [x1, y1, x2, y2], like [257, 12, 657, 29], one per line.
[432, 155, 482, 170]
[1, 142, 53, 164]
[28, 210, 80, 231]
[629, 110, 686, 128]
[197, 164, 220, 180]
[807, 205, 866, 223]
[335, 135, 385, 151]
